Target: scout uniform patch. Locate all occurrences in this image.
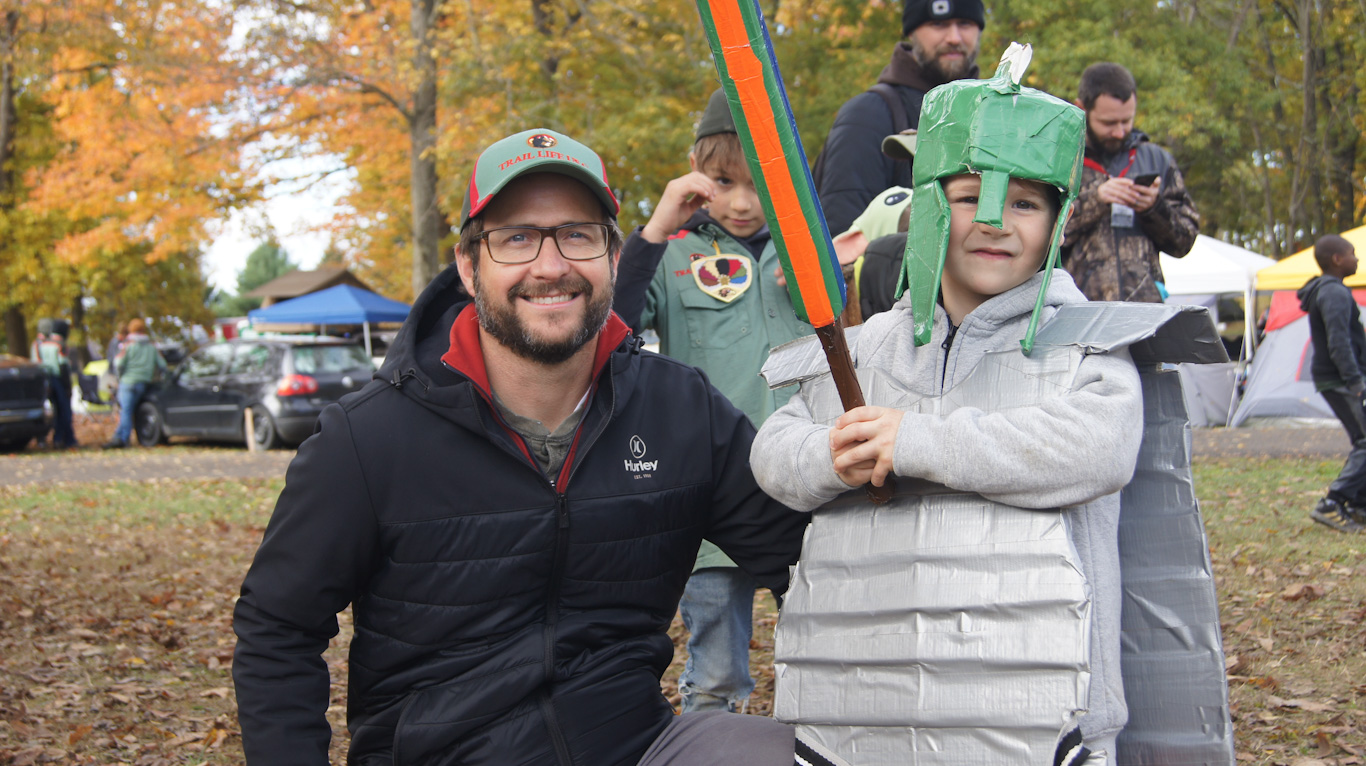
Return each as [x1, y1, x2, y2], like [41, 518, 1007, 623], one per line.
[690, 244, 753, 303]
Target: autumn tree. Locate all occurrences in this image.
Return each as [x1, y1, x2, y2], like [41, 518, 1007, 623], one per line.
[229, 0, 1361, 297]
[0, 0, 255, 355]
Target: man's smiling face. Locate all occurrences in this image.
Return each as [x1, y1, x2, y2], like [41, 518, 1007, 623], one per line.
[459, 172, 619, 365]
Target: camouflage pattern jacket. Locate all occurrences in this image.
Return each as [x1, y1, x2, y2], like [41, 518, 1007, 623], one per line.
[1061, 130, 1199, 303]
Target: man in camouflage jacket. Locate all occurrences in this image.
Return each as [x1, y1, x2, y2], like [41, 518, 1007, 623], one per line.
[1062, 63, 1199, 303]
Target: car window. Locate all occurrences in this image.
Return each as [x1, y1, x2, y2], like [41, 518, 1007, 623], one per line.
[228, 344, 274, 376]
[182, 344, 235, 380]
[291, 345, 374, 375]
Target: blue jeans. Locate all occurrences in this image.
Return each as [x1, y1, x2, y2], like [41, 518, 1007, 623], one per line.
[678, 567, 756, 713]
[115, 382, 147, 445]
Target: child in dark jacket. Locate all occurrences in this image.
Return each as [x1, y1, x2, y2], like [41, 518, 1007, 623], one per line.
[1297, 233, 1366, 532]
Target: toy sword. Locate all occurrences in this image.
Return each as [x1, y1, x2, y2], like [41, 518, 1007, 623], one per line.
[695, 0, 891, 503]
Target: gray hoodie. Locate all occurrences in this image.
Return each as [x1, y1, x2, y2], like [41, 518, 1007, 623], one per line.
[751, 269, 1143, 752]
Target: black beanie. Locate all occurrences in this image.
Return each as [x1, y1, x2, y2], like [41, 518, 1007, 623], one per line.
[902, 0, 986, 36]
[695, 88, 737, 141]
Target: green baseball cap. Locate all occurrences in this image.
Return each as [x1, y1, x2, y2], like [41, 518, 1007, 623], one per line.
[459, 128, 619, 229]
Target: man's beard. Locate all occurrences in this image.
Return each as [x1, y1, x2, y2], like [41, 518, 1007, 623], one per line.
[472, 267, 615, 365]
[1086, 122, 1128, 156]
[911, 38, 979, 84]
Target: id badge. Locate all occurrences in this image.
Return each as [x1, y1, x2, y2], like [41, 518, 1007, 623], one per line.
[1110, 203, 1135, 229]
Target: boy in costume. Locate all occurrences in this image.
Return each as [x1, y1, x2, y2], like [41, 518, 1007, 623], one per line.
[612, 88, 815, 713]
[751, 46, 1141, 764]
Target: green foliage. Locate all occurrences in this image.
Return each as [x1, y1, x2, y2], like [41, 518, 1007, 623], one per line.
[211, 241, 297, 317]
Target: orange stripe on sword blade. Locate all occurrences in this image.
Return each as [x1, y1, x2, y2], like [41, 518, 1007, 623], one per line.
[708, 0, 833, 326]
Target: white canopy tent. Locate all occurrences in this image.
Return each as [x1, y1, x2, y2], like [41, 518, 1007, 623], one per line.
[1160, 235, 1275, 360]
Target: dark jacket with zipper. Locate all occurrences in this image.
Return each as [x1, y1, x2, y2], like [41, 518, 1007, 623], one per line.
[815, 43, 979, 236]
[1298, 275, 1366, 392]
[232, 264, 809, 766]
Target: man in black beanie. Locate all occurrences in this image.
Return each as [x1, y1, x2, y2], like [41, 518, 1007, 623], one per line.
[814, 0, 985, 237]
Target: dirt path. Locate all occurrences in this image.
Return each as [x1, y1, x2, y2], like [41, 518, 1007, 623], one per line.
[0, 447, 295, 486]
[1192, 421, 1350, 459]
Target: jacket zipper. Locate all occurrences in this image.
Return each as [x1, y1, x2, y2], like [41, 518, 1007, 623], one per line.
[939, 320, 958, 392]
[430, 354, 621, 766]
[540, 491, 573, 765]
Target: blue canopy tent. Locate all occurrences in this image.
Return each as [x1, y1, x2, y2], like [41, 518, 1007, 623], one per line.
[248, 285, 411, 357]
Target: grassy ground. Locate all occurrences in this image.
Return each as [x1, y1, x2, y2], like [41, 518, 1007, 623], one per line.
[1194, 458, 1366, 764]
[0, 455, 1362, 764]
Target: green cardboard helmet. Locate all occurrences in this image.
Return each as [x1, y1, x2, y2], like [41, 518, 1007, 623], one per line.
[895, 43, 1085, 354]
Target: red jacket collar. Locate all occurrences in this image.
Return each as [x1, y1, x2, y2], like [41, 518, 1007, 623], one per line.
[440, 304, 632, 397]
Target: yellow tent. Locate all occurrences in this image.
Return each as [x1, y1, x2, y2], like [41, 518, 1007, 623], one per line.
[1255, 225, 1366, 290]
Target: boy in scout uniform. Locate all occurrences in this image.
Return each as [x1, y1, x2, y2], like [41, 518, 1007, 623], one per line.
[612, 88, 813, 715]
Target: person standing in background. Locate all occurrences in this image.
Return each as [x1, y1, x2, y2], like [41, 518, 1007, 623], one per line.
[1061, 62, 1199, 302]
[104, 318, 166, 449]
[32, 318, 77, 450]
[1298, 234, 1366, 533]
[814, 0, 985, 236]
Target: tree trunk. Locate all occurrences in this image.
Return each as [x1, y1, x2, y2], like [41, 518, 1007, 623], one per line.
[1292, 0, 1320, 243]
[0, 10, 15, 200]
[4, 306, 27, 356]
[69, 293, 91, 370]
[0, 11, 22, 354]
[408, 0, 444, 298]
[1325, 37, 1359, 231]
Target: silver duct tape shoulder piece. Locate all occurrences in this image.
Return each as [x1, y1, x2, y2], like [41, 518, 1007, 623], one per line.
[1037, 302, 1234, 765]
[762, 326, 863, 391]
[1030, 302, 1230, 366]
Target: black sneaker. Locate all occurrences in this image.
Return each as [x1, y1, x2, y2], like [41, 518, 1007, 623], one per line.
[101, 439, 127, 450]
[1346, 503, 1366, 527]
[1311, 497, 1365, 533]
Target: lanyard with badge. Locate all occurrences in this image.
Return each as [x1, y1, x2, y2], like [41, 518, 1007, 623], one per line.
[1085, 149, 1139, 230]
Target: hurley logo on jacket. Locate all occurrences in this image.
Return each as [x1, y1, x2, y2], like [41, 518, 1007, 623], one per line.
[624, 435, 658, 477]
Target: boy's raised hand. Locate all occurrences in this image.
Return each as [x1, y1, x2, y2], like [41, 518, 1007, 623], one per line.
[829, 406, 904, 488]
[640, 172, 717, 243]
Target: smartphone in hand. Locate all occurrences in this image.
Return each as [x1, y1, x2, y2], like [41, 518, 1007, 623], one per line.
[1129, 172, 1160, 186]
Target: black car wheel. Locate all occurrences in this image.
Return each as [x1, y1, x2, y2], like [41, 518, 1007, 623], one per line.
[249, 405, 279, 451]
[0, 437, 31, 453]
[134, 402, 165, 446]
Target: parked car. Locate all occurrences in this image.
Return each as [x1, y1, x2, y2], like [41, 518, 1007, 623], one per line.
[134, 338, 374, 450]
[0, 355, 52, 452]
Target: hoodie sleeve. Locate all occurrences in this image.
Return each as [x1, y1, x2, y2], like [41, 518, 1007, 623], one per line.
[233, 405, 379, 766]
[1137, 161, 1199, 258]
[613, 227, 668, 335]
[750, 383, 858, 512]
[892, 351, 1144, 509]
[1318, 283, 1366, 390]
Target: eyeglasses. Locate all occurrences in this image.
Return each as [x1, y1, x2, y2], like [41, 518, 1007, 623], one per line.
[479, 223, 612, 264]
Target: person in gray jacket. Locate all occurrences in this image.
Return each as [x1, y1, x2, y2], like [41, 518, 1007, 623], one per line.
[750, 47, 1143, 764]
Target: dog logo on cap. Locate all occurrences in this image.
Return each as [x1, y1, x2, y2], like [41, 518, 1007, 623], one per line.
[527, 134, 558, 149]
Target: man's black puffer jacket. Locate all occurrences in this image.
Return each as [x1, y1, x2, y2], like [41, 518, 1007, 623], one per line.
[232, 264, 809, 765]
